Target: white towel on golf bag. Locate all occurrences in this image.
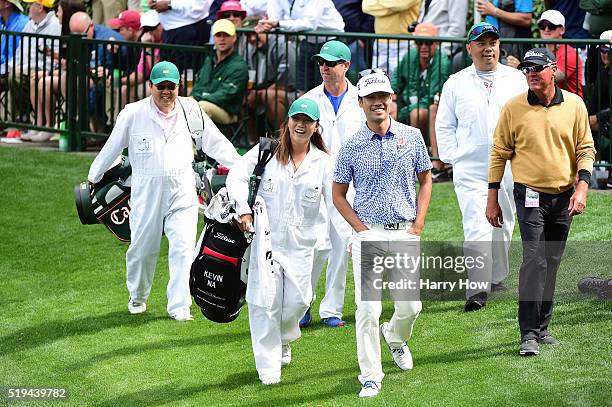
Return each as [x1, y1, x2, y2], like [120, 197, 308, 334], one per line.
[203, 186, 240, 224]
[246, 196, 275, 310]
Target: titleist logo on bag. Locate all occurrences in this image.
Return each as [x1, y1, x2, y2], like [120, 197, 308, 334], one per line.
[214, 231, 235, 244]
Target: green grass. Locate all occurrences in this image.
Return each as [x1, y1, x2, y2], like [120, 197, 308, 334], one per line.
[0, 146, 610, 406]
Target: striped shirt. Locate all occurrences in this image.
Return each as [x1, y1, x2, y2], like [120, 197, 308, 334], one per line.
[334, 118, 432, 224]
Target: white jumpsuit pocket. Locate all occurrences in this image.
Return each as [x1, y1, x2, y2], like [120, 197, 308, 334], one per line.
[133, 133, 154, 156]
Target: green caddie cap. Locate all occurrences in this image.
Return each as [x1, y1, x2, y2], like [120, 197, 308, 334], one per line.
[312, 40, 351, 62]
[149, 61, 180, 85]
[288, 98, 320, 121]
[466, 22, 500, 43]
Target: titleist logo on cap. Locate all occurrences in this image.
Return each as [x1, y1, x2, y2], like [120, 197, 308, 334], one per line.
[525, 51, 545, 58]
[361, 77, 387, 87]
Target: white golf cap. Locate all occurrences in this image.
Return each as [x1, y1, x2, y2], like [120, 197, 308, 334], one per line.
[357, 73, 394, 97]
[600, 30, 612, 41]
[538, 10, 565, 27]
[140, 10, 160, 28]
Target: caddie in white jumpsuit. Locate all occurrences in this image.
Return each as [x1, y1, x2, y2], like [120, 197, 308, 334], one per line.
[436, 23, 528, 311]
[88, 61, 239, 321]
[333, 72, 433, 398]
[301, 40, 363, 327]
[227, 98, 339, 385]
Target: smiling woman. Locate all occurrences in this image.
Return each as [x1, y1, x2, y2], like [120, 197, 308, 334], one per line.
[225, 97, 337, 386]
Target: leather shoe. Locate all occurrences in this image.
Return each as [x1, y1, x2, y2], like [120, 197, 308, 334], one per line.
[464, 292, 487, 312]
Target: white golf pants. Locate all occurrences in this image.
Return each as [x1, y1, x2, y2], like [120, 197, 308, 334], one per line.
[311, 221, 350, 319]
[352, 225, 422, 385]
[248, 260, 311, 382]
[126, 173, 198, 316]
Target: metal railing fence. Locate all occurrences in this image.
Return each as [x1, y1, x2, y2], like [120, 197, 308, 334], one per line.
[0, 29, 609, 171]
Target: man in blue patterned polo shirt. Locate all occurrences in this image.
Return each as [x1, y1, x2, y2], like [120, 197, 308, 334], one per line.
[332, 70, 433, 398]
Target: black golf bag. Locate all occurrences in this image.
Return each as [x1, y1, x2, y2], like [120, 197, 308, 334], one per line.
[74, 156, 132, 242]
[190, 137, 278, 323]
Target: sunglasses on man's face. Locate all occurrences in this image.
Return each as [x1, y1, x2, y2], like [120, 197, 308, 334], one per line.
[538, 21, 561, 31]
[155, 82, 178, 91]
[317, 59, 345, 67]
[220, 11, 243, 19]
[600, 45, 611, 54]
[359, 68, 388, 79]
[468, 24, 499, 41]
[520, 63, 553, 75]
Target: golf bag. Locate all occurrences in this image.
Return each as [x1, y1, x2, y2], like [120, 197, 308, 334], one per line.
[74, 156, 132, 242]
[190, 137, 278, 323]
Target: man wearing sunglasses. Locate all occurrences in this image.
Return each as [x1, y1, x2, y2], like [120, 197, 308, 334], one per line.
[392, 22, 450, 172]
[487, 48, 595, 356]
[436, 22, 528, 312]
[537, 9, 583, 98]
[87, 61, 240, 322]
[300, 40, 363, 328]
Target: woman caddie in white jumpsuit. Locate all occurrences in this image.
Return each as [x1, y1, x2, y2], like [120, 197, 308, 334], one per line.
[88, 66, 239, 319]
[226, 98, 337, 385]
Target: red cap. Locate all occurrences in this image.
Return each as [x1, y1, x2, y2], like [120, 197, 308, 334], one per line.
[216, 0, 246, 19]
[108, 10, 141, 30]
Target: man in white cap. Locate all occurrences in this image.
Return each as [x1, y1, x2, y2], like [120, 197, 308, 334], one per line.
[333, 70, 432, 398]
[538, 9, 583, 98]
[88, 61, 240, 321]
[300, 40, 362, 328]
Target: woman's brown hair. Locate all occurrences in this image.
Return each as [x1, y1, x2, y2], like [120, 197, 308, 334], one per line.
[275, 118, 328, 166]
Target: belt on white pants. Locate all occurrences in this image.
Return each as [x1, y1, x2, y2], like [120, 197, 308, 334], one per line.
[364, 222, 413, 231]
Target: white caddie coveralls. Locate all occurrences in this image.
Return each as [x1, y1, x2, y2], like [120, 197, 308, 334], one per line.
[436, 64, 528, 297]
[226, 143, 338, 383]
[88, 96, 239, 316]
[302, 80, 362, 319]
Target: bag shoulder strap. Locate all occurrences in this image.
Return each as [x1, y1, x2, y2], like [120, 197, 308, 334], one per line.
[253, 137, 279, 177]
[177, 97, 206, 156]
[248, 137, 279, 207]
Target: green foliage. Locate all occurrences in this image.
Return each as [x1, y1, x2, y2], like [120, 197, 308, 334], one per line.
[0, 146, 610, 406]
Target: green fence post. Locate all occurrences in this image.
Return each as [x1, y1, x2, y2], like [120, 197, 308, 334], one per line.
[64, 33, 80, 151]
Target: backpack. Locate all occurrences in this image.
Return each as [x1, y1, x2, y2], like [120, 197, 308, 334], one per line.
[190, 137, 279, 323]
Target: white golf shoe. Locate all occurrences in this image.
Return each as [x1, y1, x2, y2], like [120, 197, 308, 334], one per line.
[281, 344, 291, 367]
[128, 299, 146, 314]
[359, 381, 381, 398]
[380, 322, 413, 370]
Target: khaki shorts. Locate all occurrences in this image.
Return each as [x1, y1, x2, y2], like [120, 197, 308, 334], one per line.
[197, 100, 237, 125]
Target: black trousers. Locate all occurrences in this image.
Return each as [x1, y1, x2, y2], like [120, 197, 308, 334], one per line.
[514, 183, 573, 341]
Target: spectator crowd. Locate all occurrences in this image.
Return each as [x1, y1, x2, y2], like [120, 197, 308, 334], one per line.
[0, 0, 610, 186]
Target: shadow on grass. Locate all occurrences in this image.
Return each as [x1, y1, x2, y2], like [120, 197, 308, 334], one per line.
[95, 367, 357, 407]
[414, 341, 517, 366]
[65, 330, 251, 371]
[0, 311, 170, 355]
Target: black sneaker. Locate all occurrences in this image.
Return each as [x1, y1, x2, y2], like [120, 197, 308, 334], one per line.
[491, 282, 508, 292]
[577, 277, 611, 294]
[598, 284, 612, 300]
[519, 339, 540, 356]
[540, 335, 560, 345]
[464, 292, 487, 312]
